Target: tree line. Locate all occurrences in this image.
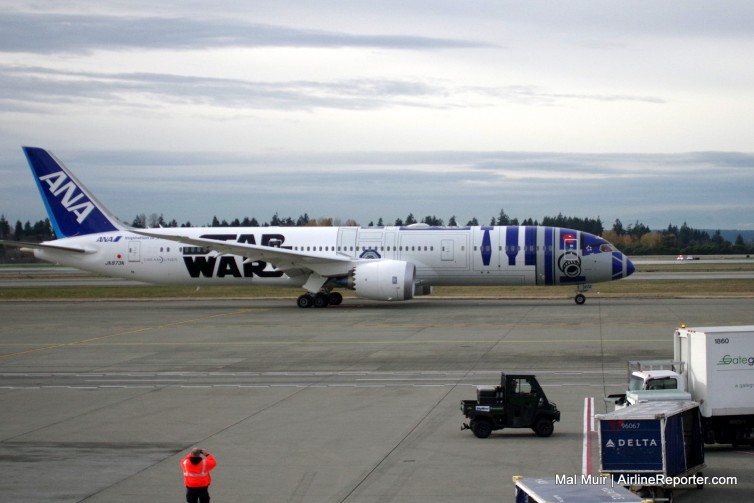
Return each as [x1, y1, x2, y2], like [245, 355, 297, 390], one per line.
[2, 210, 753, 263]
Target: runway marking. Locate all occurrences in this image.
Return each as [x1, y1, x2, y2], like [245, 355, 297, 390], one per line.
[0, 369, 630, 391]
[0, 308, 262, 360]
[0, 338, 668, 349]
[582, 396, 594, 476]
[0, 370, 627, 378]
[0, 385, 623, 392]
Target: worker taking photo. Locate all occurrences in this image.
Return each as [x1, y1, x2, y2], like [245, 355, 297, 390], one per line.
[181, 447, 217, 503]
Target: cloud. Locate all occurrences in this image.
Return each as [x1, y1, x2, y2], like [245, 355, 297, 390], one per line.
[0, 12, 491, 54]
[5, 148, 749, 229]
[0, 65, 451, 112]
[0, 65, 666, 114]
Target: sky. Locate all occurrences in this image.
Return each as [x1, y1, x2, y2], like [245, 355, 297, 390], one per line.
[2, 1, 754, 231]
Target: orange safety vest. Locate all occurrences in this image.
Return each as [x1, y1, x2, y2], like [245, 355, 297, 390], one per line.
[181, 454, 216, 488]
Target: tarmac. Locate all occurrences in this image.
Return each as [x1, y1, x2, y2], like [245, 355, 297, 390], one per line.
[1, 296, 753, 502]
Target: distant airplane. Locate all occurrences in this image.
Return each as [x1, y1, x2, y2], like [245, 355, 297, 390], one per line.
[1, 147, 634, 307]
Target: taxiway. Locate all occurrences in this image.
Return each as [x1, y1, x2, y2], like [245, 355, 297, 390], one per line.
[1, 297, 752, 502]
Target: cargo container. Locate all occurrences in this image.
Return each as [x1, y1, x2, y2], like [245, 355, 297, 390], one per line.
[512, 476, 648, 503]
[596, 400, 705, 500]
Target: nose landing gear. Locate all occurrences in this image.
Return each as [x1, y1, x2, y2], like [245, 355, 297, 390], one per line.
[574, 284, 592, 305]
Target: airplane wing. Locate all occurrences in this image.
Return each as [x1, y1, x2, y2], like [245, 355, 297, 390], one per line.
[0, 239, 90, 254]
[132, 230, 355, 277]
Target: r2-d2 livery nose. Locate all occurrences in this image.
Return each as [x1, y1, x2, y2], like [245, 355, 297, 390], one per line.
[611, 251, 635, 280]
[624, 257, 636, 278]
[579, 231, 634, 283]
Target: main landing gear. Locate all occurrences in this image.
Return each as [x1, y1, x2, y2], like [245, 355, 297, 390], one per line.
[574, 284, 592, 305]
[297, 291, 343, 308]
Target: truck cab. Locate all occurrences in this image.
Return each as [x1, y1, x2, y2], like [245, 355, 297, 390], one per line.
[612, 361, 688, 408]
[461, 372, 560, 438]
[629, 369, 685, 392]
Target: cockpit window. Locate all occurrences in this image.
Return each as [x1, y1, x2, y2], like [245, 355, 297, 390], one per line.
[581, 233, 613, 255]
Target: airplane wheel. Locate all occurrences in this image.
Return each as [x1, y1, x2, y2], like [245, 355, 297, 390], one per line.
[297, 294, 314, 308]
[575, 294, 586, 305]
[328, 292, 343, 306]
[313, 293, 330, 308]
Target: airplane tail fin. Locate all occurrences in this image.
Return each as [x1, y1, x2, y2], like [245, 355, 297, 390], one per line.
[22, 146, 126, 238]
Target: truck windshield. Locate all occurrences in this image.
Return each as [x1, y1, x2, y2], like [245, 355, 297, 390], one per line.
[628, 375, 644, 391]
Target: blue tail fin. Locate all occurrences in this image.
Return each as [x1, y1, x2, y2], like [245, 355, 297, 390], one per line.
[23, 147, 124, 238]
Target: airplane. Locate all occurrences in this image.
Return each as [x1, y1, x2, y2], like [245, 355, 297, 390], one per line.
[1, 147, 635, 307]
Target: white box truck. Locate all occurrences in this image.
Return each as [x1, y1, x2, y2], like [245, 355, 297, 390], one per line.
[614, 325, 754, 446]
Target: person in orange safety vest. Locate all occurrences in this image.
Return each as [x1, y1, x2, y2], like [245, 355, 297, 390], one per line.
[181, 447, 217, 503]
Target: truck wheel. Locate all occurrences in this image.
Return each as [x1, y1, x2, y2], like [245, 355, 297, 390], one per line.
[533, 418, 554, 437]
[471, 419, 492, 439]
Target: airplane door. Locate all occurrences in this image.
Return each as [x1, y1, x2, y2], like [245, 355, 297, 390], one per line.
[441, 239, 454, 261]
[356, 229, 384, 259]
[473, 227, 499, 272]
[337, 228, 357, 257]
[562, 232, 577, 253]
[385, 232, 395, 258]
[128, 241, 141, 262]
[558, 230, 583, 280]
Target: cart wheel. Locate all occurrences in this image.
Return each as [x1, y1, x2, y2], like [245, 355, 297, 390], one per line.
[471, 419, 492, 439]
[533, 418, 554, 437]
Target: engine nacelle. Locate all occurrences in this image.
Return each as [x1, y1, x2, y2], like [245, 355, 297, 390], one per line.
[350, 260, 416, 301]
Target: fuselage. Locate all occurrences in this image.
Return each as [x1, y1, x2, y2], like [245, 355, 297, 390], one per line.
[15, 146, 635, 307]
[35, 224, 634, 288]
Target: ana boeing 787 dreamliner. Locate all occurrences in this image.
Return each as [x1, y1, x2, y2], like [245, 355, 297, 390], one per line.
[2, 147, 634, 307]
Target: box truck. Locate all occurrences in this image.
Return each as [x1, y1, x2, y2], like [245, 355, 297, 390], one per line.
[614, 325, 754, 445]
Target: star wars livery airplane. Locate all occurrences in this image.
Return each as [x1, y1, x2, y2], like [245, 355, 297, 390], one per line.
[3, 147, 634, 307]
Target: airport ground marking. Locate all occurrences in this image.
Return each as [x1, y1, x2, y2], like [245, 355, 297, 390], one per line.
[0, 338, 669, 351]
[582, 396, 595, 476]
[0, 308, 262, 360]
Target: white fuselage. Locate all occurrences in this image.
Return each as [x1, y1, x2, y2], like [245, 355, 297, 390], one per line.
[35, 225, 626, 288]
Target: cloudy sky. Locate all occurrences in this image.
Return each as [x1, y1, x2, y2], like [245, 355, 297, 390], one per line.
[2, 1, 754, 231]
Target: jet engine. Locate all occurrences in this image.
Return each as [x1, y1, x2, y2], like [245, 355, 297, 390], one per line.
[349, 260, 416, 301]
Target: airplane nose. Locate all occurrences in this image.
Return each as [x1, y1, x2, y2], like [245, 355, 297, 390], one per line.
[625, 256, 635, 277]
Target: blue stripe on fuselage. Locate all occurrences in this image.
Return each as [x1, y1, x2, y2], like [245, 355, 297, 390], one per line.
[525, 227, 536, 266]
[612, 252, 623, 279]
[506, 227, 518, 266]
[481, 228, 491, 266]
[544, 227, 554, 285]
